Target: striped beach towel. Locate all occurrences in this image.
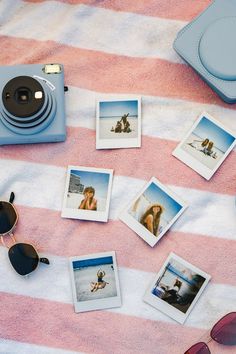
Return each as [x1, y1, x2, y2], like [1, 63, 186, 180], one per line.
[0, 1, 235, 353]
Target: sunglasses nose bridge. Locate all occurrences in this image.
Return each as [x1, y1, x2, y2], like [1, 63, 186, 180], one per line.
[198, 331, 212, 345]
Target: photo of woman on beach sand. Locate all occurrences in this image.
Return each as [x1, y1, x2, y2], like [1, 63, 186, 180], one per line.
[90, 269, 108, 292]
[112, 113, 132, 133]
[173, 113, 236, 179]
[69, 252, 121, 313]
[96, 98, 141, 149]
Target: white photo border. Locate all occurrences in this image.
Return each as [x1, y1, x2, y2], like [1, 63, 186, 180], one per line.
[96, 97, 142, 149]
[61, 165, 113, 222]
[172, 111, 236, 180]
[143, 252, 211, 324]
[119, 177, 188, 247]
[69, 251, 122, 313]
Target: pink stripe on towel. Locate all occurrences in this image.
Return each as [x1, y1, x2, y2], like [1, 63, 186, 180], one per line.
[1, 127, 235, 195]
[0, 36, 235, 108]
[0, 291, 208, 354]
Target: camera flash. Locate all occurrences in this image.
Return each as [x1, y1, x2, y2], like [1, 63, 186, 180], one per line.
[44, 64, 62, 74]
[35, 91, 43, 99]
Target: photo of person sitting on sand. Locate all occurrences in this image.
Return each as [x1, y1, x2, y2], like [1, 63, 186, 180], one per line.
[176, 114, 236, 173]
[111, 113, 132, 133]
[114, 120, 122, 133]
[79, 186, 97, 211]
[120, 113, 129, 129]
[70, 252, 121, 310]
[188, 138, 209, 149]
[201, 141, 214, 156]
[97, 99, 141, 148]
[123, 120, 131, 133]
[90, 269, 109, 292]
[188, 137, 217, 159]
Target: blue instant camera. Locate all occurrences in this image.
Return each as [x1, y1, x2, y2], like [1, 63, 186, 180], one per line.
[174, 0, 236, 104]
[0, 63, 67, 145]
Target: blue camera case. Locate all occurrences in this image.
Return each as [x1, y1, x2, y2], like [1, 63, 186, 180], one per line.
[174, 0, 236, 103]
[0, 64, 66, 145]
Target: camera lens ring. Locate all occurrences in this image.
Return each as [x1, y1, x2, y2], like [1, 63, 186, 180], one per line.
[2, 76, 45, 118]
[2, 90, 50, 125]
[0, 86, 57, 135]
[3, 92, 53, 129]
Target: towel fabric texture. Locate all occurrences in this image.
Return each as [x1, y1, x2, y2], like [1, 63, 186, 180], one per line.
[0, 1, 235, 354]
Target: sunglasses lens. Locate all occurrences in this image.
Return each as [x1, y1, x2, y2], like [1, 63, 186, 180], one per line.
[184, 342, 210, 354]
[8, 243, 39, 275]
[0, 202, 17, 234]
[211, 312, 236, 345]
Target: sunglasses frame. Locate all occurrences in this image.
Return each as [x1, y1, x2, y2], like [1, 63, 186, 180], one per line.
[184, 312, 236, 354]
[0, 192, 49, 276]
[0, 200, 18, 237]
[8, 241, 42, 276]
[185, 342, 210, 354]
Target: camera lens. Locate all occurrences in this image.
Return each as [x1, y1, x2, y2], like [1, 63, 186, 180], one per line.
[2, 76, 45, 118]
[15, 87, 31, 104]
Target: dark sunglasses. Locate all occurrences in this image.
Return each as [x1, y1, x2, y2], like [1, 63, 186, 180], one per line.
[184, 312, 236, 353]
[0, 192, 49, 276]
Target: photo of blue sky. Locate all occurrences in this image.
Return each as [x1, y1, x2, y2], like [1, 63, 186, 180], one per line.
[100, 100, 138, 118]
[71, 170, 110, 199]
[193, 117, 235, 153]
[143, 182, 182, 221]
[73, 256, 113, 270]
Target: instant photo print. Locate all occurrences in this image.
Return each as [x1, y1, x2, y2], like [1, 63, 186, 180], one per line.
[172, 112, 236, 180]
[69, 251, 121, 313]
[143, 252, 211, 324]
[96, 98, 141, 149]
[61, 166, 113, 222]
[119, 177, 188, 247]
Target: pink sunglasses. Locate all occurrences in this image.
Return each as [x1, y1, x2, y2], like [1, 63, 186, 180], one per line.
[185, 312, 236, 354]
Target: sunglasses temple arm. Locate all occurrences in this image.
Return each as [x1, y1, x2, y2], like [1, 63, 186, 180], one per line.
[1, 234, 16, 248]
[40, 257, 50, 265]
[9, 192, 15, 204]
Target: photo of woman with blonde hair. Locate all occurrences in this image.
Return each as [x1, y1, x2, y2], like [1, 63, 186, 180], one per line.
[79, 186, 97, 211]
[188, 137, 209, 149]
[202, 141, 214, 156]
[122, 178, 187, 247]
[140, 204, 163, 236]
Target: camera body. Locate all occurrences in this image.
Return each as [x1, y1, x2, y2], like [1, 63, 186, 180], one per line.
[0, 64, 66, 145]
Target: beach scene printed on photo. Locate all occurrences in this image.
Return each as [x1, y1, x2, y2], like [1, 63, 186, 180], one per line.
[128, 182, 183, 238]
[151, 257, 206, 314]
[99, 100, 139, 139]
[66, 170, 110, 212]
[180, 116, 236, 170]
[72, 256, 117, 302]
